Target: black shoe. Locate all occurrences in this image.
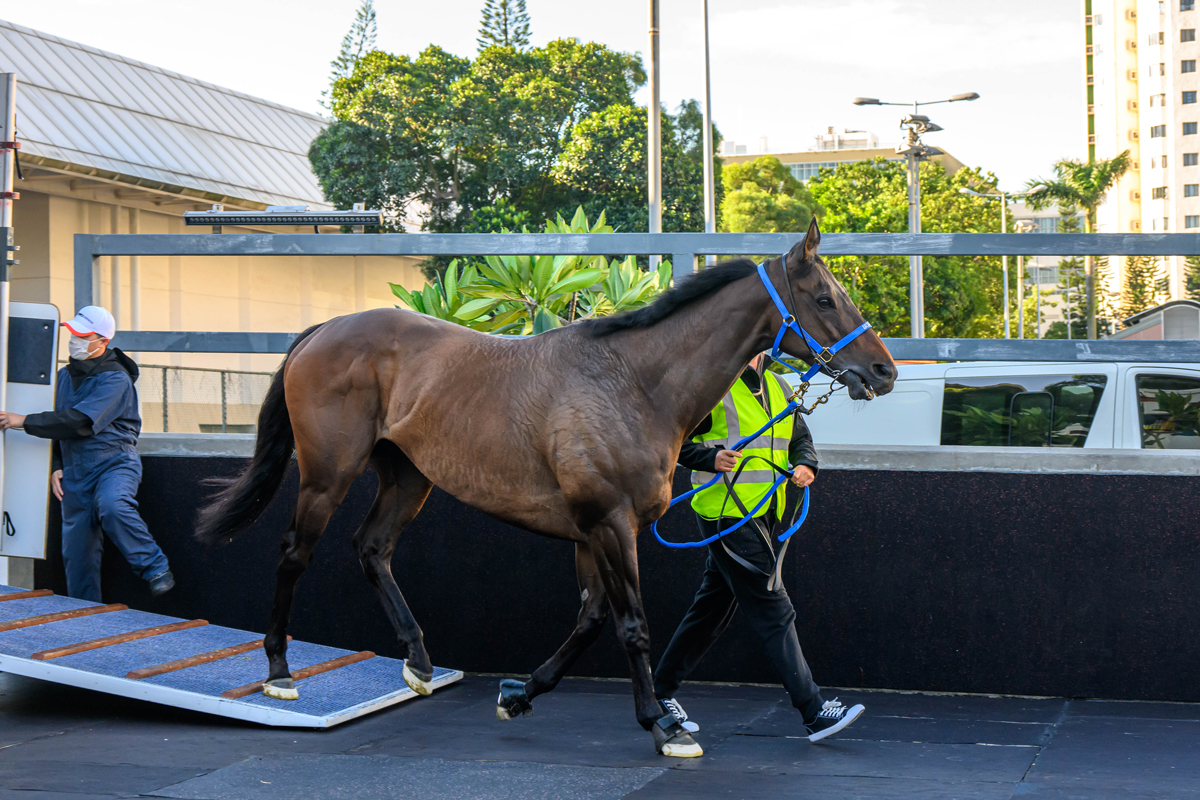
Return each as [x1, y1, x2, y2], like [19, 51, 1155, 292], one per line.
[661, 697, 699, 733]
[148, 570, 175, 596]
[805, 698, 864, 743]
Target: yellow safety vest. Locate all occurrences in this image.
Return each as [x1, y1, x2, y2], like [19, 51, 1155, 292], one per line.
[690, 372, 794, 521]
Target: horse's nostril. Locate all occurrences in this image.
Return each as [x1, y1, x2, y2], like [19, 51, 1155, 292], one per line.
[872, 362, 894, 380]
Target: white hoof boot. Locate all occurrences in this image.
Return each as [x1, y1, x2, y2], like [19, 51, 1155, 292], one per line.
[402, 663, 433, 696]
[660, 740, 704, 758]
[262, 679, 299, 701]
[652, 712, 704, 758]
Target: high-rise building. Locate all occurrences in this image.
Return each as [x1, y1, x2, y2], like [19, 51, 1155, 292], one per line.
[1090, 0, 1200, 299]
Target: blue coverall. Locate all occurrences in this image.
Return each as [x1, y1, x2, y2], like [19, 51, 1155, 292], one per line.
[24, 349, 169, 601]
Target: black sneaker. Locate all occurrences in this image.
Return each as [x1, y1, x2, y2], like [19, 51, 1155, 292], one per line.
[805, 698, 864, 743]
[662, 697, 699, 733]
[148, 570, 175, 597]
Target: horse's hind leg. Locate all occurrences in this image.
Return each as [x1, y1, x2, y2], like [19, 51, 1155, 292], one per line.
[588, 511, 702, 758]
[497, 543, 609, 720]
[262, 415, 374, 700]
[353, 441, 435, 695]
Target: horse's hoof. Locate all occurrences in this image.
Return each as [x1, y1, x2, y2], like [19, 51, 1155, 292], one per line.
[262, 678, 299, 701]
[653, 713, 703, 758]
[402, 663, 433, 696]
[496, 678, 532, 721]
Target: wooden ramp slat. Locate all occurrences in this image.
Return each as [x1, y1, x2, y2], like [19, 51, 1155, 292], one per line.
[221, 651, 375, 699]
[0, 590, 53, 603]
[125, 635, 290, 680]
[0, 604, 127, 633]
[31, 619, 208, 661]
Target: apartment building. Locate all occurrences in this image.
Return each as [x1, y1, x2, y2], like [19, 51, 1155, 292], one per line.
[1089, 0, 1200, 297]
[722, 128, 964, 183]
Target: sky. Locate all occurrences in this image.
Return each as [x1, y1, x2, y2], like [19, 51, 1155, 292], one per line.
[3, 0, 1083, 188]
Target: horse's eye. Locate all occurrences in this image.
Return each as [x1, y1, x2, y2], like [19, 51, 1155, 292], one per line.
[817, 297, 834, 309]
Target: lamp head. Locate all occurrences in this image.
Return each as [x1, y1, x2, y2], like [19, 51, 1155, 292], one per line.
[949, 92, 980, 102]
[853, 97, 881, 106]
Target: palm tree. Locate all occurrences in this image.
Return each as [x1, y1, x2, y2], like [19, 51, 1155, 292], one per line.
[1025, 151, 1131, 339]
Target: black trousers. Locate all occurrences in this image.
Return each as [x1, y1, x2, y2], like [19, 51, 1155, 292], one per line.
[652, 514, 825, 722]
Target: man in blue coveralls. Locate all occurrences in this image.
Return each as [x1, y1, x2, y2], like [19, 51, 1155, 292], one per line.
[0, 305, 173, 602]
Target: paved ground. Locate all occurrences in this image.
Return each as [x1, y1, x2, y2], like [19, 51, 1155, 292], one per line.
[1, 671, 1198, 799]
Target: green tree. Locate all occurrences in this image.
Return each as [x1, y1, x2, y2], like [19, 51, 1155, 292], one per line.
[312, 40, 647, 232]
[719, 156, 818, 233]
[1044, 207, 1087, 339]
[1120, 256, 1166, 318]
[553, 99, 721, 234]
[1025, 151, 1132, 339]
[477, 0, 531, 51]
[807, 158, 1008, 337]
[1185, 256, 1200, 301]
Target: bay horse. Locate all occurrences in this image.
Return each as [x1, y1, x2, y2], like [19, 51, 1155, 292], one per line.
[195, 219, 895, 757]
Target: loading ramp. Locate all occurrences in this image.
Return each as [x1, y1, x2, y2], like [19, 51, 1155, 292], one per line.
[0, 584, 461, 727]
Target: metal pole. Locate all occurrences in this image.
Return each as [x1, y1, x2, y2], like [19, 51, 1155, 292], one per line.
[1066, 261, 1073, 340]
[109, 206, 121, 328]
[1017, 254, 1025, 339]
[1035, 261, 1042, 338]
[906, 150, 923, 338]
[161, 367, 168, 433]
[0, 74, 17, 546]
[1000, 194, 1010, 339]
[220, 371, 227, 434]
[701, 0, 716, 268]
[648, 0, 662, 272]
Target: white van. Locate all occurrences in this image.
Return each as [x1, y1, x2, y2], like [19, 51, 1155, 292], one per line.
[792, 362, 1200, 451]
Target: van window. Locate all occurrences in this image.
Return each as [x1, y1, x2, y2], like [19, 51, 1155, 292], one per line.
[1136, 374, 1200, 449]
[940, 375, 1108, 447]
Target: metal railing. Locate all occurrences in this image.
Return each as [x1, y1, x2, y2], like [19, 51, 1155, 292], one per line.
[74, 231, 1200, 362]
[137, 365, 273, 434]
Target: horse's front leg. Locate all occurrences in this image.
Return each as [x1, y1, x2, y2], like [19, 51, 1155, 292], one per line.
[496, 542, 609, 720]
[586, 509, 703, 758]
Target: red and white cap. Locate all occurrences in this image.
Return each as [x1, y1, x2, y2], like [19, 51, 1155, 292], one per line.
[62, 306, 116, 339]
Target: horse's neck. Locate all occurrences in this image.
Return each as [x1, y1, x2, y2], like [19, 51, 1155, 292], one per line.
[614, 276, 776, 438]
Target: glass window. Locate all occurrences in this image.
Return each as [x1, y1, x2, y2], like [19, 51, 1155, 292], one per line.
[1186, 122, 1198, 134]
[1153, 186, 1169, 198]
[1187, 215, 1200, 228]
[1186, 153, 1199, 165]
[1137, 374, 1200, 449]
[941, 375, 1108, 448]
[1186, 0, 1196, 10]
[1185, 28, 1197, 41]
[1184, 91, 1197, 104]
[1187, 184, 1200, 196]
[1185, 60, 1198, 72]
[1152, 124, 1167, 137]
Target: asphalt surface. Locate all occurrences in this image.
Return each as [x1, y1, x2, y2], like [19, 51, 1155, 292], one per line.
[1, 671, 1198, 799]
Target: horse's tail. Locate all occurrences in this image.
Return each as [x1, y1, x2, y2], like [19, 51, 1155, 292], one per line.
[194, 324, 324, 546]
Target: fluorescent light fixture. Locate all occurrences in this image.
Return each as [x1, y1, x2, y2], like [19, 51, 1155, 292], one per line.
[183, 205, 383, 228]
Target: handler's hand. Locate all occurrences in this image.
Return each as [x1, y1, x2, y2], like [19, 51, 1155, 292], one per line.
[51, 470, 64, 502]
[713, 449, 742, 472]
[791, 465, 816, 487]
[0, 412, 25, 431]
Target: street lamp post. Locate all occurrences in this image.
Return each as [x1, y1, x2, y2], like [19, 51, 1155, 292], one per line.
[853, 93, 979, 338]
[959, 185, 1045, 339]
[648, 0, 662, 272]
[701, 0, 715, 267]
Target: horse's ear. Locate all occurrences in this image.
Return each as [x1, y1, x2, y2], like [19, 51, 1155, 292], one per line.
[802, 216, 821, 261]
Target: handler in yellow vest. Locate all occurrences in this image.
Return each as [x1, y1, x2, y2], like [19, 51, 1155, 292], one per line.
[653, 354, 865, 744]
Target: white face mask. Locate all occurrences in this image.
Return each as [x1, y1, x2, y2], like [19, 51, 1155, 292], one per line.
[68, 335, 94, 361]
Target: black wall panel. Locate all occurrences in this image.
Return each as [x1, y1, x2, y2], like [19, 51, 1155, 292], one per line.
[35, 457, 1200, 702]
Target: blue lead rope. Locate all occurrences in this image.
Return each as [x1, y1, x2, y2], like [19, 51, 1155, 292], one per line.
[651, 254, 871, 551]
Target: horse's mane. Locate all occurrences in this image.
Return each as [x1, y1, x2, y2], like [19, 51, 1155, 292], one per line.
[585, 257, 759, 337]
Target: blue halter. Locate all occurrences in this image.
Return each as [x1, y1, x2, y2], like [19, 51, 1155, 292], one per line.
[652, 252, 873, 550]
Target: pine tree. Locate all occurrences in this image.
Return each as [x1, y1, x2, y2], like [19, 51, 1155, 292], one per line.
[330, 0, 377, 84]
[1185, 256, 1200, 301]
[1120, 255, 1165, 319]
[477, 0, 531, 51]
